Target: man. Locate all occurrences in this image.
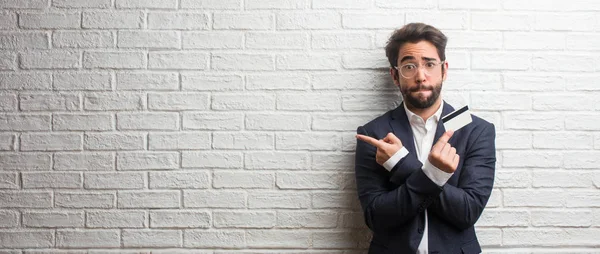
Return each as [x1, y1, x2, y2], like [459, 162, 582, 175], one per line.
[354, 23, 496, 253]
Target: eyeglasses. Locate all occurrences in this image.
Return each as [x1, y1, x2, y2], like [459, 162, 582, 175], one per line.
[393, 60, 445, 79]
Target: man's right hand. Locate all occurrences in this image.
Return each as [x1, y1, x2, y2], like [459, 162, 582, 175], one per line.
[428, 130, 459, 173]
[356, 132, 404, 166]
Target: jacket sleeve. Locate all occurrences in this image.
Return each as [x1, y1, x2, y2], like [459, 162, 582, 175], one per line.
[354, 126, 443, 233]
[429, 123, 496, 230]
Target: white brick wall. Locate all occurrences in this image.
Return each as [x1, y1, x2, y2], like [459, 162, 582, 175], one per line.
[0, 0, 599, 252]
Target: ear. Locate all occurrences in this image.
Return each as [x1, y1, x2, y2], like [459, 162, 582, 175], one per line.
[442, 61, 449, 81]
[390, 67, 400, 87]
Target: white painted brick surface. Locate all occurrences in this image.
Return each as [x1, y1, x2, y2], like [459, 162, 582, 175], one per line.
[0, 3, 598, 253]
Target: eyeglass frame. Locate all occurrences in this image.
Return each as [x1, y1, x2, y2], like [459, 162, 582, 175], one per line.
[393, 60, 446, 79]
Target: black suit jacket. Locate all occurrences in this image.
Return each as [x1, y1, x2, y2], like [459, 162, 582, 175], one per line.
[355, 101, 496, 254]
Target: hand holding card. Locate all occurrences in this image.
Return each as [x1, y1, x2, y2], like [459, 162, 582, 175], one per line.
[441, 105, 472, 132]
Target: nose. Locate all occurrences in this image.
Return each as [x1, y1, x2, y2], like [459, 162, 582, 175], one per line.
[414, 66, 427, 83]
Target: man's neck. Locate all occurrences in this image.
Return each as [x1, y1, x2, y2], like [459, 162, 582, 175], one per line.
[404, 98, 442, 120]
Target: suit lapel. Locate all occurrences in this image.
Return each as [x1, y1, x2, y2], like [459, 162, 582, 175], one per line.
[389, 102, 417, 155]
[434, 102, 455, 143]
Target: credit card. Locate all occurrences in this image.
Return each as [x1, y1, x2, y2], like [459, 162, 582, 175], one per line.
[441, 105, 472, 132]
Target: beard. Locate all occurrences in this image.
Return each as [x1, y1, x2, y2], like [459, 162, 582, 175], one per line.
[401, 81, 442, 109]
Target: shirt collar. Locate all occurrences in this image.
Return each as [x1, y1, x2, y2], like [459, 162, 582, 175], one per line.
[403, 99, 444, 124]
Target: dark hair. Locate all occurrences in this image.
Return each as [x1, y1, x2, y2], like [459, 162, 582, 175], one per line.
[385, 23, 447, 68]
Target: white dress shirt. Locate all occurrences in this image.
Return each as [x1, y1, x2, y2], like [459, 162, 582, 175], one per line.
[382, 101, 454, 254]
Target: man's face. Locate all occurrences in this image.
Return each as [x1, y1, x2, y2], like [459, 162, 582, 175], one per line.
[391, 40, 448, 109]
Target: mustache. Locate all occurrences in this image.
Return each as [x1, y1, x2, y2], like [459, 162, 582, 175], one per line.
[407, 84, 434, 92]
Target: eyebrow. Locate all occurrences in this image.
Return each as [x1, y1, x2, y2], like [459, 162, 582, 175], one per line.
[400, 56, 438, 63]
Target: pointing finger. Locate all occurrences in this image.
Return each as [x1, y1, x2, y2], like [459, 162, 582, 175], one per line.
[356, 134, 384, 148]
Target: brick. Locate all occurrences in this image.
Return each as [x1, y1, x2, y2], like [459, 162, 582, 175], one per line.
[22, 172, 81, 189]
[56, 230, 119, 248]
[184, 190, 246, 208]
[314, 0, 371, 9]
[54, 152, 114, 171]
[246, 113, 309, 131]
[84, 132, 144, 151]
[0, 210, 19, 227]
[246, 32, 307, 49]
[117, 112, 178, 131]
[148, 12, 208, 30]
[118, 31, 179, 49]
[566, 75, 600, 91]
[471, 13, 530, 31]
[0, 133, 15, 151]
[181, 0, 241, 9]
[312, 192, 360, 209]
[0, 92, 17, 111]
[55, 191, 114, 208]
[183, 112, 243, 130]
[151, 211, 210, 228]
[0, 11, 16, 29]
[503, 151, 562, 168]
[148, 52, 209, 70]
[503, 228, 600, 246]
[568, 190, 600, 208]
[312, 72, 391, 90]
[504, 32, 565, 50]
[476, 228, 502, 247]
[212, 93, 275, 110]
[535, 13, 597, 31]
[83, 11, 143, 29]
[276, 172, 344, 190]
[20, 50, 80, 69]
[471, 92, 531, 110]
[182, 151, 242, 169]
[342, 13, 402, 29]
[184, 230, 245, 248]
[405, 11, 467, 29]
[0, 51, 17, 70]
[53, 72, 111, 91]
[494, 169, 531, 188]
[212, 53, 273, 71]
[85, 172, 145, 190]
[122, 229, 181, 247]
[0, 191, 52, 208]
[213, 132, 273, 150]
[248, 192, 310, 209]
[534, 93, 599, 111]
[214, 13, 272, 30]
[148, 92, 207, 110]
[445, 31, 502, 49]
[341, 94, 398, 111]
[0, 114, 50, 131]
[533, 132, 593, 149]
[440, 0, 501, 9]
[0, 153, 51, 171]
[0, 172, 18, 189]
[117, 0, 177, 9]
[503, 73, 564, 91]
[25, 250, 87, 254]
[342, 51, 388, 69]
[277, 12, 340, 30]
[276, 133, 339, 151]
[245, 152, 309, 170]
[53, 113, 113, 131]
[87, 210, 146, 228]
[278, 92, 339, 111]
[505, 0, 600, 11]
[246, 230, 310, 248]
[504, 190, 565, 207]
[312, 232, 359, 248]
[311, 152, 355, 171]
[149, 171, 210, 189]
[53, 0, 111, 8]
[277, 53, 339, 70]
[84, 51, 146, 69]
[149, 132, 210, 150]
[487, 189, 502, 208]
[53, 31, 113, 48]
[278, 211, 337, 228]
[213, 171, 273, 189]
[442, 71, 501, 91]
[20, 93, 80, 111]
[566, 114, 600, 131]
[563, 151, 600, 169]
[0, 231, 53, 248]
[504, 113, 563, 131]
[19, 12, 80, 29]
[182, 74, 243, 91]
[531, 209, 591, 227]
[0, 32, 48, 49]
[533, 54, 599, 72]
[214, 211, 275, 228]
[116, 71, 178, 91]
[182, 32, 243, 49]
[472, 52, 530, 71]
[495, 131, 532, 150]
[311, 32, 372, 49]
[246, 74, 309, 90]
[312, 113, 377, 131]
[246, 0, 306, 9]
[23, 211, 84, 228]
[476, 209, 529, 227]
[117, 152, 178, 171]
[340, 212, 366, 229]
[84, 92, 143, 111]
[118, 191, 180, 208]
